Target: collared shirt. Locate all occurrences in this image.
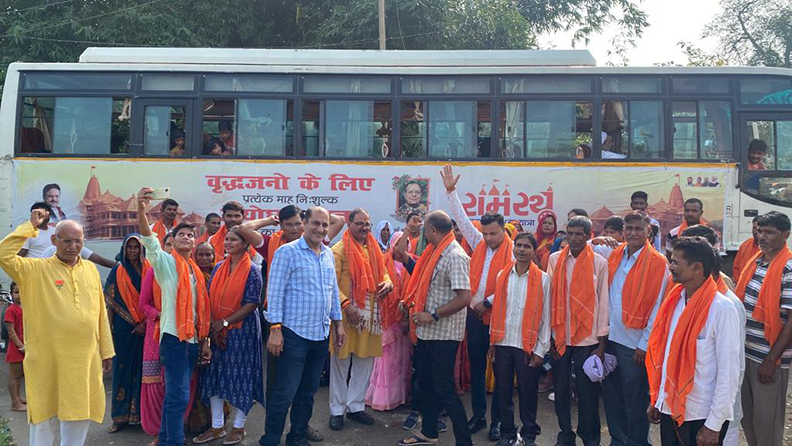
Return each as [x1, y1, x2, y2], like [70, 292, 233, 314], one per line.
[487, 266, 552, 357]
[265, 236, 342, 341]
[654, 290, 741, 432]
[648, 216, 662, 252]
[547, 249, 610, 347]
[418, 241, 470, 342]
[141, 234, 199, 343]
[595, 244, 668, 351]
[742, 255, 792, 367]
[446, 190, 510, 307]
[21, 224, 94, 259]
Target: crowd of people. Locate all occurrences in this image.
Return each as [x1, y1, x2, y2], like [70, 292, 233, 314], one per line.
[1, 164, 791, 446]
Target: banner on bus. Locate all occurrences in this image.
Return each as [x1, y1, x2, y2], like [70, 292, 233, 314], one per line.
[12, 159, 734, 249]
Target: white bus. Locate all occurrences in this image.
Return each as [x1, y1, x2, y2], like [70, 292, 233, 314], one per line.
[1, 48, 791, 269]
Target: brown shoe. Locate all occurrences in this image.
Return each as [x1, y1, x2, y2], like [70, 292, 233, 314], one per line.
[222, 428, 245, 445]
[192, 427, 226, 444]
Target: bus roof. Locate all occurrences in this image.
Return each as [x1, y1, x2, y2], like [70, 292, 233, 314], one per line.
[78, 48, 598, 67]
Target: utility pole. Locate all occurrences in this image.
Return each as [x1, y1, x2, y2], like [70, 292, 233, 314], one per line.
[378, 0, 386, 50]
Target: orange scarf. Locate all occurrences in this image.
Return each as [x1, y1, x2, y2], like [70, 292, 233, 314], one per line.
[470, 235, 514, 325]
[676, 218, 710, 235]
[115, 260, 151, 323]
[152, 217, 178, 245]
[267, 231, 286, 273]
[343, 230, 386, 309]
[490, 261, 544, 353]
[408, 234, 420, 255]
[173, 253, 210, 342]
[210, 224, 257, 263]
[733, 238, 760, 280]
[403, 232, 456, 344]
[608, 241, 667, 329]
[551, 244, 597, 356]
[716, 275, 728, 294]
[383, 252, 410, 330]
[735, 247, 792, 348]
[647, 278, 718, 426]
[208, 254, 252, 347]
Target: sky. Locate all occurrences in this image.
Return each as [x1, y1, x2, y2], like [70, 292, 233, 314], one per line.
[538, 0, 723, 66]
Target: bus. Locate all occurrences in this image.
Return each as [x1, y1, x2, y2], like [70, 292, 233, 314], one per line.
[1, 48, 791, 267]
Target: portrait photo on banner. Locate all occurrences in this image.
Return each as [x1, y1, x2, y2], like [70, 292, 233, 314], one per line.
[391, 174, 430, 222]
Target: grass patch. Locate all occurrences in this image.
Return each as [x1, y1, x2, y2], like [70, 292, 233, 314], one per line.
[0, 417, 15, 446]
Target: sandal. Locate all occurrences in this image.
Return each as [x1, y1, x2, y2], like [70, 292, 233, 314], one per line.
[222, 427, 245, 445]
[193, 427, 226, 444]
[107, 423, 125, 434]
[398, 434, 439, 445]
[147, 436, 159, 446]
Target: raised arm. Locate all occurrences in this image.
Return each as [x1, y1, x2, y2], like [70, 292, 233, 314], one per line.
[238, 215, 279, 247]
[87, 251, 117, 269]
[441, 164, 483, 249]
[137, 187, 154, 238]
[328, 213, 346, 240]
[0, 211, 45, 284]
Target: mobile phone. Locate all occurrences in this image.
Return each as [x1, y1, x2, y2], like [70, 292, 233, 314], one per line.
[150, 187, 171, 201]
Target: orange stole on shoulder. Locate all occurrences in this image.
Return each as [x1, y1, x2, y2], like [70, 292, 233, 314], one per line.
[152, 218, 178, 245]
[733, 238, 760, 280]
[115, 260, 151, 323]
[735, 247, 792, 348]
[490, 261, 544, 354]
[173, 253, 210, 342]
[646, 278, 718, 426]
[470, 236, 513, 325]
[550, 244, 596, 356]
[210, 224, 258, 263]
[209, 255, 252, 331]
[403, 232, 456, 344]
[607, 241, 667, 329]
[383, 252, 410, 330]
[343, 230, 386, 309]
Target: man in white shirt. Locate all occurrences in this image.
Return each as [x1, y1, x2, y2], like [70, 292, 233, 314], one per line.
[485, 232, 551, 446]
[647, 237, 741, 446]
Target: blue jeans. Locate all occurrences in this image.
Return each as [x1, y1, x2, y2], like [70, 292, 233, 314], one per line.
[158, 334, 199, 446]
[602, 341, 651, 446]
[259, 327, 329, 446]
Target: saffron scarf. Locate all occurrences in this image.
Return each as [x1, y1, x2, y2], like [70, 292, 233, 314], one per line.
[343, 230, 386, 309]
[210, 224, 258, 263]
[646, 278, 718, 426]
[733, 238, 760, 280]
[607, 241, 667, 329]
[490, 261, 544, 353]
[152, 217, 178, 245]
[551, 244, 597, 356]
[115, 260, 151, 323]
[173, 253, 210, 342]
[735, 247, 792, 348]
[470, 235, 514, 325]
[403, 232, 456, 344]
[209, 254, 252, 346]
[266, 230, 286, 274]
[534, 211, 557, 259]
[383, 250, 410, 330]
[716, 275, 729, 294]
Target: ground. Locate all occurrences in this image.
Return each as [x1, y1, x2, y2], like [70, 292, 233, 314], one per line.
[0, 359, 789, 445]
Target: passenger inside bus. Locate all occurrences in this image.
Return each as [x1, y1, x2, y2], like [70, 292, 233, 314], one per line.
[218, 120, 235, 153]
[169, 128, 186, 157]
[204, 137, 230, 156]
[748, 138, 768, 170]
[575, 144, 592, 159]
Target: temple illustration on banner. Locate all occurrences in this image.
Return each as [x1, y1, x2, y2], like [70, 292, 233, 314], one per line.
[79, 171, 202, 240]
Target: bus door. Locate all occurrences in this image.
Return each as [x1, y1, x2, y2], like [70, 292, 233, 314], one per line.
[739, 113, 792, 242]
[132, 99, 195, 157]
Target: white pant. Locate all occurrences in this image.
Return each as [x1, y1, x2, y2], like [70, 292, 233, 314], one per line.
[29, 417, 90, 446]
[329, 353, 375, 416]
[209, 396, 248, 429]
[723, 387, 744, 446]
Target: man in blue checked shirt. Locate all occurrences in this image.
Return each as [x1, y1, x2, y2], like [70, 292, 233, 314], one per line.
[259, 206, 346, 446]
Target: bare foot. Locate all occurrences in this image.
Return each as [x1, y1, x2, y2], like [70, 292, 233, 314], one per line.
[19, 397, 26, 404]
[11, 403, 26, 412]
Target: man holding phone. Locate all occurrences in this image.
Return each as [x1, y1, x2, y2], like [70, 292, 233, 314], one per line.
[136, 187, 212, 446]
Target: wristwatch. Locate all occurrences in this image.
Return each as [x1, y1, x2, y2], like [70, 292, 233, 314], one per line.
[222, 319, 229, 328]
[431, 310, 440, 322]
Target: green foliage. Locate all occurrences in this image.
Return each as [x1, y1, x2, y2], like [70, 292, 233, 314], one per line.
[0, 417, 16, 446]
[655, 41, 730, 67]
[706, 0, 792, 68]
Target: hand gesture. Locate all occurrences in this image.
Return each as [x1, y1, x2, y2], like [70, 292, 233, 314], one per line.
[393, 234, 410, 264]
[440, 164, 461, 192]
[137, 187, 154, 207]
[376, 281, 393, 299]
[30, 208, 49, 228]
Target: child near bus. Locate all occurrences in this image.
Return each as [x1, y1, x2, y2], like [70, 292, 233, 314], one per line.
[5, 281, 25, 412]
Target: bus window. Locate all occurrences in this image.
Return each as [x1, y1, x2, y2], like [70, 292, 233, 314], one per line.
[740, 78, 792, 105]
[302, 101, 321, 157]
[517, 101, 592, 159]
[144, 105, 186, 156]
[500, 101, 525, 158]
[746, 120, 792, 170]
[602, 77, 661, 94]
[673, 102, 697, 159]
[202, 99, 235, 155]
[758, 177, 792, 206]
[601, 101, 628, 159]
[399, 101, 489, 158]
[672, 101, 733, 160]
[18, 97, 130, 155]
[238, 99, 293, 157]
[601, 101, 664, 159]
[324, 100, 391, 158]
[401, 101, 426, 158]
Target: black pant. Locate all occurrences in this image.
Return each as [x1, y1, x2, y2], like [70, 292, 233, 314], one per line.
[493, 346, 541, 441]
[416, 339, 472, 446]
[660, 414, 728, 446]
[467, 310, 500, 423]
[551, 344, 601, 446]
[602, 341, 651, 446]
[263, 318, 279, 401]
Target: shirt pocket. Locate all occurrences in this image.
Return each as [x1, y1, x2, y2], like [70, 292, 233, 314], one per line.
[321, 266, 337, 297]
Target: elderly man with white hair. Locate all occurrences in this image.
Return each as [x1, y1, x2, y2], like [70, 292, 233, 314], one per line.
[0, 209, 115, 446]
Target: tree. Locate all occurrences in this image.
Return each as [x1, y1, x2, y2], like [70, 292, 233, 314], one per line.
[706, 0, 792, 68]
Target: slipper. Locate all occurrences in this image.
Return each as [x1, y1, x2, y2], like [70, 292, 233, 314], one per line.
[147, 437, 159, 446]
[398, 434, 439, 445]
[107, 423, 125, 434]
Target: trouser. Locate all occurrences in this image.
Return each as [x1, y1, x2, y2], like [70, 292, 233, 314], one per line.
[329, 352, 375, 416]
[417, 339, 472, 446]
[723, 366, 744, 446]
[741, 359, 790, 446]
[467, 311, 499, 423]
[410, 349, 421, 411]
[602, 341, 651, 446]
[259, 327, 328, 446]
[263, 318, 279, 401]
[29, 417, 90, 446]
[493, 345, 541, 442]
[660, 414, 728, 446]
[159, 333, 199, 446]
[209, 396, 248, 429]
[551, 344, 601, 446]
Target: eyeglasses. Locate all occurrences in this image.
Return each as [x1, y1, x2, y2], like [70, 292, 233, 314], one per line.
[352, 221, 372, 229]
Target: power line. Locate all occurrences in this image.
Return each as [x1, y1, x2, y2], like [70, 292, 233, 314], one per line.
[4, 0, 79, 14]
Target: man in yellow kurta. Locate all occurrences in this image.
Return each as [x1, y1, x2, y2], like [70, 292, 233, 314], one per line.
[0, 209, 114, 446]
[329, 208, 392, 431]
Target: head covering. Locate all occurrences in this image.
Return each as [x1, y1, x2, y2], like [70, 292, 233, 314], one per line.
[389, 231, 409, 276]
[504, 223, 517, 239]
[116, 233, 146, 287]
[534, 210, 558, 254]
[550, 232, 567, 254]
[374, 220, 393, 251]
